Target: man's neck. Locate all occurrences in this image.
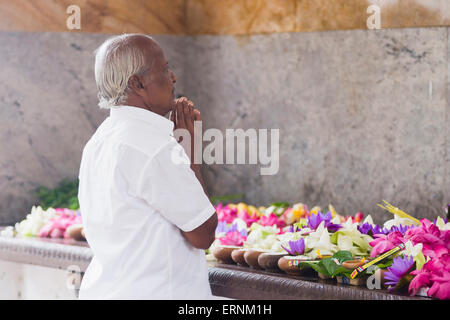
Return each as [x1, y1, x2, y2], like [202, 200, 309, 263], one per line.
[123, 98, 166, 117]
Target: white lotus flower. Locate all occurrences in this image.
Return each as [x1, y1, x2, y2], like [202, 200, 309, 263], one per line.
[337, 234, 353, 251]
[231, 218, 248, 232]
[401, 240, 423, 258]
[304, 222, 338, 258]
[339, 218, 359, 232]
[274, 231, 304, 253]
[435, 216, 450, 231]
[0, 226, 15, 238]
[383, 215, 416, 230]
[401, 240, 428, 270]
[245, 224, 279, 249]
[362, 215, 375, 226]
[15, 206, 58, 237]
[331, 216, 341, 224]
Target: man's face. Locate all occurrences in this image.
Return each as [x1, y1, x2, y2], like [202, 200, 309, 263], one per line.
[140, 47, 177, 115]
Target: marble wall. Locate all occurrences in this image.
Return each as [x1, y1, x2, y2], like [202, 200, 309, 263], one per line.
[185, 28, 450, 223]
[0, 26, 449, 224]
[0, 32, 185, 224]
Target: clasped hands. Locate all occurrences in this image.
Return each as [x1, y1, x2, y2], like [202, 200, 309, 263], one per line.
[169, 97, 202, 163]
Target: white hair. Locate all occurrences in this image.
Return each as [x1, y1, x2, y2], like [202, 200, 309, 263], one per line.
[94, 34, 154, 109]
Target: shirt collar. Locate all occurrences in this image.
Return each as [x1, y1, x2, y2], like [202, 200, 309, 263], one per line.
[110, 105, 174, 135]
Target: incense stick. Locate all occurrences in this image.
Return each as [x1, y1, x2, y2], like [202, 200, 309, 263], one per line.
[377, 200, 421, 226]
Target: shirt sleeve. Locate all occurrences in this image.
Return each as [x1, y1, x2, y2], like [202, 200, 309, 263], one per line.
[137, 138, 216, 232]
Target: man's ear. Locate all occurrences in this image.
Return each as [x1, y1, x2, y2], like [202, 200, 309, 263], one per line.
[127, 75, 145, 95]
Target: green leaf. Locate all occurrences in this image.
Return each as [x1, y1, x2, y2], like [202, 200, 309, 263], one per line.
[297, 261, 325, 274]
[209, 194, 245, 205]
[321, 259, 339, 276]
[392, 274, 414, 294]
[374, 258, 394, 269]
[36, 179, 80, 210]
[321, 257, 354, 277]
[331, 250, 353, 263]
[261, 230, 273, 239]
[330, 231, 339, 244]
[301, 251, 354, 278]
[268, 202, 290, 208]
[265, 202, 290, 217]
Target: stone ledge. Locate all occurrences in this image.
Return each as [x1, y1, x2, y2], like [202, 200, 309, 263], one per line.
[0, 236, 91, 272]
[208, 264, 428, 300]
[0, 235, 430, 300]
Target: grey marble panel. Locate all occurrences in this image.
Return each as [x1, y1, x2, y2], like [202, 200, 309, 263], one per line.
[445, 27, 450, 215]
[0, 28, 448, 225]
[185, 28, 448, 223]
[0, 32, 186, 224]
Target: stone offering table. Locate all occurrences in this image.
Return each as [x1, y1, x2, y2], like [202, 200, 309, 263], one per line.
[0, 233, 429, 300]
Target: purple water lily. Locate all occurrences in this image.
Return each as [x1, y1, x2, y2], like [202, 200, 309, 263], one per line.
[390, 225, 414, 235]
[384, 255, 415, 290]
[357, 222, 372, 235]
[358, 222, 388, 236]
[307, 211, 329, 230]
[281, 238, 305, 256]
[228, 224, 238, 232]
[357, 222, 413, 236]
[216, 221, 247, 236]
[216, 221, 228, 234]
[307, 211, 342, 232]
[239, 228, 248, 237]
[327, 223, 343, 232]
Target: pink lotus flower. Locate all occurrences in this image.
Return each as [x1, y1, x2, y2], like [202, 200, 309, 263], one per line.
[216, 204, 238, 224]
[237, 210, 259, 227]
[38, 210, 82, 239]
[369, 231, 405, 257]
[404, 219, 450, 259]
[218, 231, 246, 246]
[409, 253, 450, 300]
[258, 213, 285, 229]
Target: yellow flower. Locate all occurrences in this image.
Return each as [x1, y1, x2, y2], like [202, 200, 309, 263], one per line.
[236, 202, 248, 213]
[310, 206, 321, 215]
[247, 205, 262, 217]
[329, 204, 338, 218]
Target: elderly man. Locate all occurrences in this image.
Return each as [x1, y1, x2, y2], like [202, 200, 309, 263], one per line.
[77, 34, 217, 299]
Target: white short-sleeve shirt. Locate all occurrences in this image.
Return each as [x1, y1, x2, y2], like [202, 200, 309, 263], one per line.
[77, 105, 215, 299]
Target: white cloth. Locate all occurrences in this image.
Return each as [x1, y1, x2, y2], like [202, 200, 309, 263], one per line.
[77, 105, 215, 299]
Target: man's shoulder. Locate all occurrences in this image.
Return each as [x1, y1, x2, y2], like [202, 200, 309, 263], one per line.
[118, 121, 174, 158]
[85, 117, 174, 159]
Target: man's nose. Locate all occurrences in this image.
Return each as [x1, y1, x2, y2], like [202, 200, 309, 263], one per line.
[170, 70, 177, 83]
